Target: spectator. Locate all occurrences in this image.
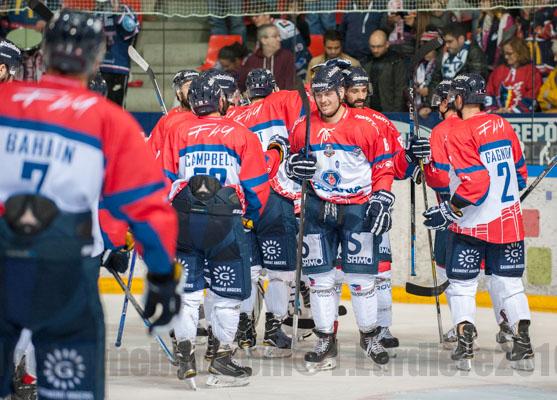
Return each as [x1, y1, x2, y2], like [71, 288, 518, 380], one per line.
[429, 22, 488, 97]
[238, 24, 296, 91]
[416, 0, 456, 35]
[364, 29, 407, 112]
[306, 29, 361, 82]
[486, 36, 542, 113]
[475, 0, 514, 72]
[96, 0, 140, 107]
[207, 0, 247, 44]
[339, 0, 384, 64]
[414, 30, 442, 119]
[537, 40, 557, 112]
[304, 0, 337, 34]
[383, 1, 417, 59]
[217, 42, 250, 80]
[252, 13, 312, 80]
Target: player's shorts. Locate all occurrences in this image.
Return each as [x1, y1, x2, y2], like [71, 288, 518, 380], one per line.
[301, 192, 380, 276]
[378, 233, 392, 263]
[254, 190, 297, 271]
[434, 228, 449, 267]
[445, 231, 525, 280]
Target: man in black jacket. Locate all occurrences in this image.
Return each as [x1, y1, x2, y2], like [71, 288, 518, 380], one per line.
[363, 29, 407, 112]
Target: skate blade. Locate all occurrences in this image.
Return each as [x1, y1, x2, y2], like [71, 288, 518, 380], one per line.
[183, 377, 197, 390]
[305, 358, 337, 372]
[262, 345, 292, 359]
[455, 358, 472, 371]
[206, 374, 250, 388]
[511, 358, 535, 372]
[360, 350, 390, 370]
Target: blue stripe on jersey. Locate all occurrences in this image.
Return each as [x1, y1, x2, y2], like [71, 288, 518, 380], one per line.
[104, 181, 166, 208]
[515, 156, 525, 169]
[431, 185, 451, 193]
[0, 115, 102, 149]
[370, 152, 394, 166]
[241, 173, 268, 222]
[249, 119, 286, 132]
[432, 161, 450, 171]
[179, 144, 241, 164]
[517, 171, 527, 191]
[455, 165, 486, 174]
[310, 143, 359, 152]
[478, 139, 511, 152]
[164, 169, 178, 181]
[453, 189, 488, 207]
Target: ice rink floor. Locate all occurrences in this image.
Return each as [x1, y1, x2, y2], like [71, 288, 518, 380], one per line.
[102, 295, 557, 400]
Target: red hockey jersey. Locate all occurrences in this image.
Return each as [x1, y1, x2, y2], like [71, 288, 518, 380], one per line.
[147, 106, 196, 158]
[290, 106, 394, 204]
[0, 74, 177, 274]
[486, 63, 542, 113]
[446, 112, 528, 243]
[160, 115, 270, 223]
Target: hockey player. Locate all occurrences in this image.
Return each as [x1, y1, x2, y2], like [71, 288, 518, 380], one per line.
[425, 80, 515, 353]
[0, 39, 22, 83]
[147, 69, 199, 157]
[423, 73, 534, 371]
[160, 73, 272, 387]
[0, 10, 179, 400]
[287, 65, 396, 371]
[226, 68, 304, 358]
[343, 66, 429, 354]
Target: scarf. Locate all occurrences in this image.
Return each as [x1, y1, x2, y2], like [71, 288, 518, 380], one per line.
[442, 40, 470, 79]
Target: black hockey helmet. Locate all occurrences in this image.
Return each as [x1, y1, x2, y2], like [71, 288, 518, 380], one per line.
[311, 64, 345, 94]
[88, 71, 108, 97]
[211, 70, 239, 100]
[343, 66, 373, 95]
[449, 73, 486, 105]
[188, 73, 225, 116]
[310, 57, 352, 73]
[246, 68, 277, 99]
[431, 79, 453, 108]
[0, 39, 22, 79]
[43, 10, 104, 76]
[172, 69, 199, 92]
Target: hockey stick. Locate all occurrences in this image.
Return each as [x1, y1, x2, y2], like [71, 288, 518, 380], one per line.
[114, 249, 137, 347]
[128, 46, 168, 115]
[405, 37, 445, 343]
[520, 155, 557, 202]
[107, 267, 175, 364]
[291, 80, 312, 351]
[284, 305, 347, 330]
[26, 0, 53, 21]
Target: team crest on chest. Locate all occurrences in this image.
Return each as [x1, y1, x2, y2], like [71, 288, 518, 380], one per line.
[324, 144, 335, 157]
[321, 170, 341, 188]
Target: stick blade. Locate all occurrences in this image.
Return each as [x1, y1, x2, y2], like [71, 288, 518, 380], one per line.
[405, 280, 449, 297]
[128, 46, 150, 72]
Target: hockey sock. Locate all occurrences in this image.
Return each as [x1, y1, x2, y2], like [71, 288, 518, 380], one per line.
[308, 270, 338, 334]
[174, 291, 204, 342]
[211, 295, 242, 346]
[240, 265, 261, 314]
[490, 275, 531, 328]
[347, 273, 378, 332]
[447, 278, 478, 326]
[486, 275, 506, 325]
[376, 277, 392, 327]
[264, 274, 291, 319]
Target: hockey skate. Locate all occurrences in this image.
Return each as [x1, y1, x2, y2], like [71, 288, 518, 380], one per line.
[207, 345, 252, 387]
[360, 328, 389, 370]
[262, 312, 292, 358]
[378, 326, 399, 358]
[204, 326, 220, 361]
[495, 322, 514, 353]
[443, 325, 479, 351]
[304, 330, 337, 372]
[236, 312, 257, 356]
[506, 320, 535, 371]
[451, 322, 475, 371]
[176, 340, 197, 390]
[169, 330, 179, 366]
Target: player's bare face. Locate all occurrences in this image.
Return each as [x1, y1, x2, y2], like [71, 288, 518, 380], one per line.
[345, 86, 368, 108]
[315, 89, 343, 119]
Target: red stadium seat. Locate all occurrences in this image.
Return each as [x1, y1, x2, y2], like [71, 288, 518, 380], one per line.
[308, 34, 324, 58]
[198, 34, 243, 71]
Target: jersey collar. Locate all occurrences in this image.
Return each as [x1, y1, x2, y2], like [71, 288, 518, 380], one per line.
[40, 73, 87, 89]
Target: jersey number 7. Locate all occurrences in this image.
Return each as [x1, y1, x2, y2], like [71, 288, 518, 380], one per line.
[21, 161, 50, 193]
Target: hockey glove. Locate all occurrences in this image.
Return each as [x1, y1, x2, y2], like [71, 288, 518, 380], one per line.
[405, 136, 431, 164]
[285, 152, 317, 182]
[411, 165, 422, 184]
[267, 135, 290, 162]
[144, 262, 181, 335]
[423, 200, 463, 231]
[366, 190, 396, 236]
[101, 249, 130, 274]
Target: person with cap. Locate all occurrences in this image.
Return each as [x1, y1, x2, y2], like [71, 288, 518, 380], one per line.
[0, 10, 179, 399]
[287, 64, 396, 372]
[0, 39, 22, 83]
[422, 73, 533, 372]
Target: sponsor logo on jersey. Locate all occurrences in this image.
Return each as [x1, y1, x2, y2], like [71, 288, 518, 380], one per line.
[321, 170, 341, 189]
[504, 242, 523, 264]
[317, 128, 334, 144]
[261, 239, 286, 265]
[350, 283, 362, 292]
[302, 234, 324, 267]
[346, 232, 373, 265]
[43, 348, 86, 390]
[324, 144, 335, 157]
[187, 123, 234, 139]
[457, 248, 481, 269]
[213, 265, 236, 287]
[12, 88, 98, 116]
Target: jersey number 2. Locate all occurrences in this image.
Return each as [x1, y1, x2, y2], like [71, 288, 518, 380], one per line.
[21, 161, 49, 193]
[497, 162, 514, 202]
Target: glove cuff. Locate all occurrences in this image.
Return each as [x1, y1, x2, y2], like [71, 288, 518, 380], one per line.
[372, 189, 396, 207]
[147, 262, 181, 284]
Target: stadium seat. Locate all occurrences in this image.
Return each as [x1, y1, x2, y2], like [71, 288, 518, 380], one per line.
[308, 34, 324, 58]
[198, 34, 243, 71]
